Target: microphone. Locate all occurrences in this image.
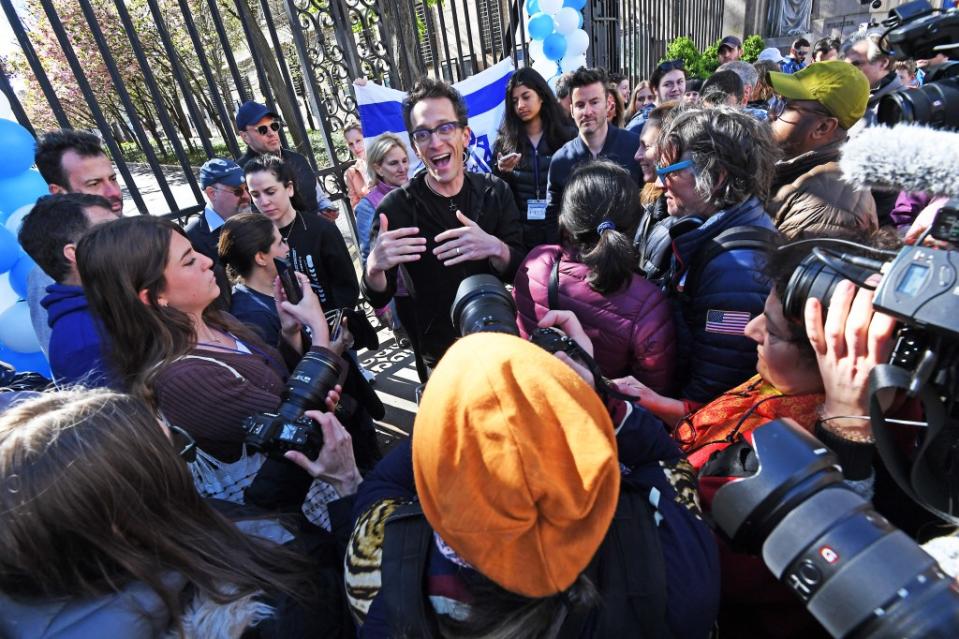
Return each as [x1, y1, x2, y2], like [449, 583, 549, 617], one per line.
[839, 124, 959, 197]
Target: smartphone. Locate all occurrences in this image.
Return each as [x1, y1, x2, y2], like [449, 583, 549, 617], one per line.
[273, 257, 302, 305]
[500, 152, 521, 162]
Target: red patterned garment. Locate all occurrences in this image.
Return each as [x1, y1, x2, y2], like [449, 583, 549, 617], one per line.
[674, 374, 823, 471]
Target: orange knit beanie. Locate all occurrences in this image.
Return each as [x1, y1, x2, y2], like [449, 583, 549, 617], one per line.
[412, 332, 620, 598]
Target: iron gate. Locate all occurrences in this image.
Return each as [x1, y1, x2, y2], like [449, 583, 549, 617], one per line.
[0, 0, 724, 221]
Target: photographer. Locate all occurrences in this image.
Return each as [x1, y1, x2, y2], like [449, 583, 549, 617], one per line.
[344, 312, 719, 638]
[76, 216, 360, 525]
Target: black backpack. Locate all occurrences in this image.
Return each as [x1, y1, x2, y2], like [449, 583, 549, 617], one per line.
[380, 486, 671, 639]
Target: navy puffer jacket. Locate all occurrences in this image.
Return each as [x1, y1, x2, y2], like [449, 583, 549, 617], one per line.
[493, 128, 575, 251]
[513, 245, 676, 394]
[662, 197, 777, 404]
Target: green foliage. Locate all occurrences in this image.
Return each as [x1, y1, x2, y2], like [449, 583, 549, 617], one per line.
[661, 34, 766, 79]
[698, 41, 721, 78]
[662, 36, 701, 75]
[742, 35, 765, 63]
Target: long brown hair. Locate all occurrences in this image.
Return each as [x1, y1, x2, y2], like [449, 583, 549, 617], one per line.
[0, 389, 314, 632]
[76, 216, 261, 403]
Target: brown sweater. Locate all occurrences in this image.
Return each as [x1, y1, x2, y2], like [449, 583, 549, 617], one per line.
[154, 344, 290, 461]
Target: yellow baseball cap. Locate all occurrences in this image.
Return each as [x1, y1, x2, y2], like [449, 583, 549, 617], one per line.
[769, 60, 870, 129]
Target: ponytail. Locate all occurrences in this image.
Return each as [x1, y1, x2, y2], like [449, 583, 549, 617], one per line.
[558, 160, 640, 295]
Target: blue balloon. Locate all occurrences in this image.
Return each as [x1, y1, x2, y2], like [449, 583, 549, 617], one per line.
[527, 12, 554, 41]
[543, 33, 568, 61]
[578, 11, 584, 28]
[0, 227, 19, 273]
[0, 169, 48, 215]
[9, 253, 35, 299]
[526, 0, 540, 16]
[0, 119, 36, 179]
[563, 0, 587, 8]
[0, 344, 50, 377]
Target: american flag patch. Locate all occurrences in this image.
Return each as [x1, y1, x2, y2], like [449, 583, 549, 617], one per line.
[705, 309, 751, 335]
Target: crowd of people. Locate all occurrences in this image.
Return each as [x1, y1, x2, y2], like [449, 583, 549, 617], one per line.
[0, 24, 953, 639]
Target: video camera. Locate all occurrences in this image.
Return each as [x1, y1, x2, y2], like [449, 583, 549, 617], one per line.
[711, 204, 959, 637]
[876, 0, 959, 127]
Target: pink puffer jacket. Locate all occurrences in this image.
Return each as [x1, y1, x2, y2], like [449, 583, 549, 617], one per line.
[513, 245, 676, 394]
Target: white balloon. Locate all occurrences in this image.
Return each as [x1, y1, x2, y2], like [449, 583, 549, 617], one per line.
[532, 58, 559, 81]
[566, 28, 590, 56]
[560, 53, 588, 73]
[0, 301, 41, 353]
[4, 203, 33, 236]
[554, 7, 580, 35]
[527, 39, 545, 64]
[538, 0, 563, 16]
[0, 273, 18, 311]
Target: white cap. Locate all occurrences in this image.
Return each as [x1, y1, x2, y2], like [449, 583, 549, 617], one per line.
[757, 47, 785, 63]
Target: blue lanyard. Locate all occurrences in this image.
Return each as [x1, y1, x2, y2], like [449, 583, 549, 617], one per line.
[530, 137, 541, 199]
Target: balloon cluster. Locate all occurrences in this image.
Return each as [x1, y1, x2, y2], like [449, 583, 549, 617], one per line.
[0, 119, 52, 376]
[525, 0, 590, 82]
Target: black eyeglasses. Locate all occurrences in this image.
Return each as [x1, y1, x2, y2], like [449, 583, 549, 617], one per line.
[169, 423, 197, 463]
[411, 121, 464, 145]
[253, 121, 282, 136]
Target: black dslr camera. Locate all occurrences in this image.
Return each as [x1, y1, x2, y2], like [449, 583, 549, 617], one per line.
[450, 274, 634, 400]
[451, 273, 590, 357]
[876, 0, 959, 128]
[711, 207, 959, 637]
[242, 348, 347, 459]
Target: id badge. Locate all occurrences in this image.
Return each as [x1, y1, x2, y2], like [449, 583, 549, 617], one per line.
[527, 199, 547, 221]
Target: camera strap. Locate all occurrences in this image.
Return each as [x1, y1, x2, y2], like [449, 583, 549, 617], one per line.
[869, 363, 959, 525]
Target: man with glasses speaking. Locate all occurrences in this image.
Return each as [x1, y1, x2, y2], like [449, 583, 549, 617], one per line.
[235, 100, 338, 219]
[766, 61, 877, 239]
[361, 78, 524, 375]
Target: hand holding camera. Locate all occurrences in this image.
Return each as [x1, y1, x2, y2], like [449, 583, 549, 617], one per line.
[283, 409, 362, 497]
[803, 278, 897, 440]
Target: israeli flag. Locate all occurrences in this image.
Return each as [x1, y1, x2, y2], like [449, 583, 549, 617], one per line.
[354, 59, 515, 175]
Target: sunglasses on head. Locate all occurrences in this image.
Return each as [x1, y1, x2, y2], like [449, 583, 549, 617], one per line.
[253, 121, 282, 136]
[658, 59, 685, 72]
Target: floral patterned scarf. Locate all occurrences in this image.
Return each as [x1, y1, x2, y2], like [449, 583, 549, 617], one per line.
[674, 374, 824, 471]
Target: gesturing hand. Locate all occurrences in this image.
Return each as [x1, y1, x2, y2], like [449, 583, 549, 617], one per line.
[434, 210, 509, 267]
[804, 279, 897, 440]
[366, 213, 427, 275]
[284, 409, 362, 497]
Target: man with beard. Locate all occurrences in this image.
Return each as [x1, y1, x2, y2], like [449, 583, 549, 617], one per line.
[545, 67, 641, 243]
[28, 130, 125, 353]
[766, 61, 877, 239]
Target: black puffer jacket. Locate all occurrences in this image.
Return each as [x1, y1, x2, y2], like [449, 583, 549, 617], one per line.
[493, 127, 575, 251]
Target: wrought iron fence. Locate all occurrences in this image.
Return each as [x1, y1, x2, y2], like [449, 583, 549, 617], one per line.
[0, 0, 724, 222]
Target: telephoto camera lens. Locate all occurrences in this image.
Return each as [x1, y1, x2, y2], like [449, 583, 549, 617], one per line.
[281, 348, 345, 420]
[781, 253, 879, 323]
[451, 274, 520, 337]
[712, 420, 959, 638]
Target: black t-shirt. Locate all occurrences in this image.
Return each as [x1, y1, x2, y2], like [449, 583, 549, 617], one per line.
[279, 211, 359, 311]
[419, 181, 472, 224]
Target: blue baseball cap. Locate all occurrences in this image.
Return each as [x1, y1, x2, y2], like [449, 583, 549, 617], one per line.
[235, 100, 280, 130]
[199, 158, 244, 188]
